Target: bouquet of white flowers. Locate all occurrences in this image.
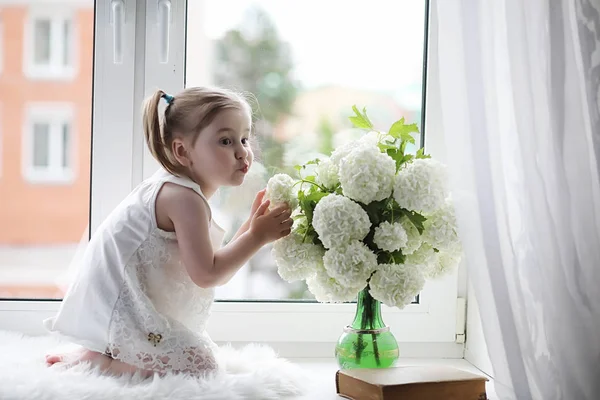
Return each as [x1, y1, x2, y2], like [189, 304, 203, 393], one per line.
[268, 106, 462, 310]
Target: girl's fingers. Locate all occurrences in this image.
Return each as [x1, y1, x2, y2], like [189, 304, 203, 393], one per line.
[268, 204, 289, 216]
[280, 229, 292, 237]
[276, 210, 293, 221]
[254, 200, 270, 217]
[251, 189, 267, 211]
[256, 189, 266, 202]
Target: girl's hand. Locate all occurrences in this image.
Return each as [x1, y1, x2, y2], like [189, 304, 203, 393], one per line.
[250, 188, 267, 216]
[249, 200, 293, 245]
[231, 189, 268, 241]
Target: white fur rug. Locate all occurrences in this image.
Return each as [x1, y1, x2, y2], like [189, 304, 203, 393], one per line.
[0, 331, 310, 400]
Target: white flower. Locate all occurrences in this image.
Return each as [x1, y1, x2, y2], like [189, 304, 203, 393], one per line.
[323, 241, 377, 287]
[323, 135, 385, 193]
[266, 173, 298, 209]
[357, 131, 395, 148]
[330, 141, 356, 167]
[330, 133, 380, 167]
[422, 201, 461, 252]
[306, 265, 365, 303]
[315, 158, 339, 189]
[369, 263, 425, 309]
[426, 249, 462, 279]
[373, 221, 408, 252]
[339, 146, 396, 204]
[405, 242, 439, 267]
[312, 194, 371, 249]
[399, 217, 423, 255]
[356, 130, 381, 147]
[272, 233, 325, 282]
[393, 159, 448, 214]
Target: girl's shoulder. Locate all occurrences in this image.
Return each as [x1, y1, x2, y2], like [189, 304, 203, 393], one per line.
[147, 169, 205, 198]
[147, 168, 213, 223]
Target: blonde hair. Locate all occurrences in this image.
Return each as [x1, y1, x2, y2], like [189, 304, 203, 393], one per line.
[142, 86, 252, 176]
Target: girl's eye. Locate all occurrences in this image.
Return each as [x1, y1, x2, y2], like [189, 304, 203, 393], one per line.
[220, 138, 232, 145]
[241, 138, 250, 145]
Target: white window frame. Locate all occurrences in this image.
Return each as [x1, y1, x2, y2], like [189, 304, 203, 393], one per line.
[0, 0, 466, 359]
[22, 103, 75, 184]
[23, 7, 77, 80]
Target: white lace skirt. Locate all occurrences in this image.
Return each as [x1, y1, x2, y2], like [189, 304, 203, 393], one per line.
[105, 260, 219, 377]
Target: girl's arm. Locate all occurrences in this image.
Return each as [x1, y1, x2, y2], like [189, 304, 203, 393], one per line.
[159, 185, 291, 288]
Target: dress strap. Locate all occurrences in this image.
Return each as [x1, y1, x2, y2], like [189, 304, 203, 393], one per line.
[151, 168, 213, 222]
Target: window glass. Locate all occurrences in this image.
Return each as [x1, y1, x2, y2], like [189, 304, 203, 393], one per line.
[185, 0, 428, 300]
[0, 5, 93, 299]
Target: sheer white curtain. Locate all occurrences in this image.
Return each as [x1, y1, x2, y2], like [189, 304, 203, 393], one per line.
[434, 0, 600, 399]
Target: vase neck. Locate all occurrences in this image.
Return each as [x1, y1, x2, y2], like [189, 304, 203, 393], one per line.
[350, 287, 386, 330]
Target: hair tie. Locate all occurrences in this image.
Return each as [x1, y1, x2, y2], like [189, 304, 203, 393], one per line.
[161, 93, 174, 105]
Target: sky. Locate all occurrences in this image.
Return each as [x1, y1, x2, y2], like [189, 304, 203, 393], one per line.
[198, 0, 427, 105]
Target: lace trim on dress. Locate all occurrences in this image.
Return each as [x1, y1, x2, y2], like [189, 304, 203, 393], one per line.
[105, 231, 218, 376]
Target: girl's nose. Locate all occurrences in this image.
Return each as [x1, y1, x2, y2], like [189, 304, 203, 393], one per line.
[235, 145, 248, 160]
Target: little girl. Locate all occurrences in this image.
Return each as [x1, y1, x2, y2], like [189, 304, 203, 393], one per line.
[43, 86, 292, 378]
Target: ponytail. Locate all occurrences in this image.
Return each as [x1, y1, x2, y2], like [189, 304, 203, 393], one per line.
[142, 89, 180, 175]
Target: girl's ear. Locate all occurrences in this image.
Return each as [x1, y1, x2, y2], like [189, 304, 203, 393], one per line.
[171, 138, 192, 167]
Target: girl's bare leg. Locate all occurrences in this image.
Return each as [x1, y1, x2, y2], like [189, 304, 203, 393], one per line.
[46, 348, 153, 378]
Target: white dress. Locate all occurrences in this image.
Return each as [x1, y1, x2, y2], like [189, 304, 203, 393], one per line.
[44, 168, 226, 376]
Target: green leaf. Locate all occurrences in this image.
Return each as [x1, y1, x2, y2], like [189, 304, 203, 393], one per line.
[305, 158, 321, 166]
[400, 154, 414, 166]
[416, 148, 431, 159]
[294, 212, 322, 245]
[401, 209, 427, 234]
[306, 191, 328, 203]
[302, 205, 314, 226]
[362, 199, 387, 227]
[304, 175, 316, 182]
[400, 141, 407, 154]
[386, 148, 405, 171]
[298, 191, 329, 227]
[349, 105, 374, 129]
[388, 118, 418, 144]
[385, 198, 405, 224]
[377, 142, 398, 152]
[389, 250, 406, 264]
[376, 250, 406, 265]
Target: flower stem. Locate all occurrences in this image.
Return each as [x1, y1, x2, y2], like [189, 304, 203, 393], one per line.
[372, 331, 381, 367]
[293, 179, 328, 192]
[364, 289, 381, 367]
[354, 287, 381, 366]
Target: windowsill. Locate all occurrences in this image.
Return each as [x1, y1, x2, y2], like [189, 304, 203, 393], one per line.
[0, 300, 465, 355]
[23, 68, 76, 81]
[291, 357, 497, 399]
[23, 171, 75, 185]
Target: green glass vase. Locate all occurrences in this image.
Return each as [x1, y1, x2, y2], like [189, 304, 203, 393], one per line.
[335, 287, 399, 369]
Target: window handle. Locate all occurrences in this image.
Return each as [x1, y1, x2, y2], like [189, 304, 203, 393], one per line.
[110, 0, 125, 64]
[158, 0, 171, 63]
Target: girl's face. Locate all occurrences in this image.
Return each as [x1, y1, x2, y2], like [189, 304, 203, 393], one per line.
[181, 108, 254, 197]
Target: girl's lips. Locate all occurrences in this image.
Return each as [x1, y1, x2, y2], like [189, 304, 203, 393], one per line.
[239, 165, 249, 173]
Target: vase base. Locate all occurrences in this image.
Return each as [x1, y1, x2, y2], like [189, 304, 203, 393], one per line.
[335, 326, 399, 369]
